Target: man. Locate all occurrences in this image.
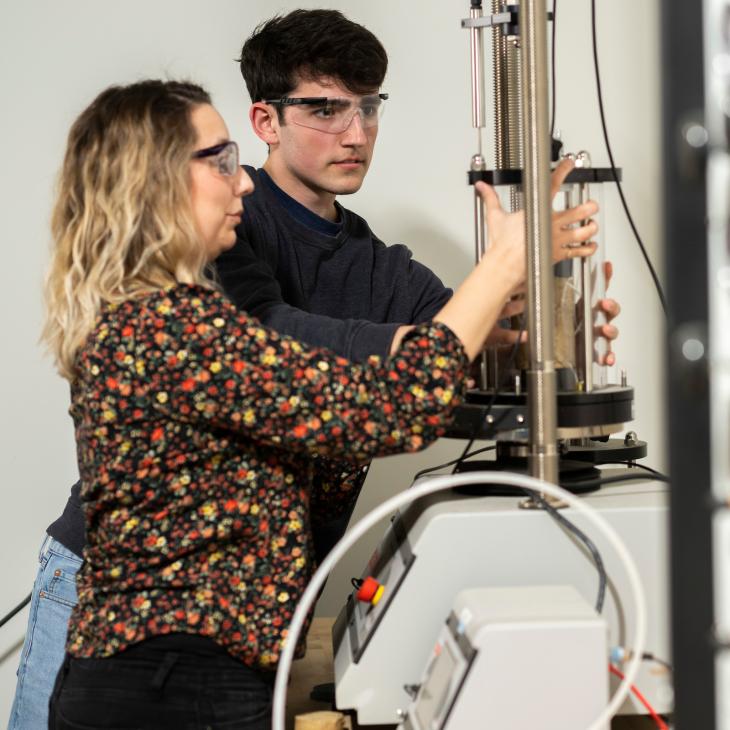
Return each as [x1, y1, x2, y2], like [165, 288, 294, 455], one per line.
[215, 8, 617, 563]
[8, 9, 613, 729]
[217, 9, 455, 566]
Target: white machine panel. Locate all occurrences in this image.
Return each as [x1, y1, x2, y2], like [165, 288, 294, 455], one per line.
[399, 586, 608, 730]
[333, 478, 669, 725]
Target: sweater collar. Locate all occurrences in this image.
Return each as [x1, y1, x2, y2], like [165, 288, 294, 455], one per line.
[259, 169, 343, 238]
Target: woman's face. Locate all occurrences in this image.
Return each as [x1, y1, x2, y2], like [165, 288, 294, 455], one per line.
[189, 104, 253, 260]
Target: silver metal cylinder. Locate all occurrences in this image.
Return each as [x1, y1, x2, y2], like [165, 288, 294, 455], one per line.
[472, 155, 497, 389]
[575, 151, 593, 392]
[470, 6, 486, 129]
[578, 182, 593, 392]
[519, 0, 559, 485]
[472, 154, 488, 263]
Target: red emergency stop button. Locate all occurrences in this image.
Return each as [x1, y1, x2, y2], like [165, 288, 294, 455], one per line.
[356, 576, 385, 606]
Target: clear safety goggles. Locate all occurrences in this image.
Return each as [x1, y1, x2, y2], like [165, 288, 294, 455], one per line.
[191, 140, 240, 177]
[262, 93, 388, 134]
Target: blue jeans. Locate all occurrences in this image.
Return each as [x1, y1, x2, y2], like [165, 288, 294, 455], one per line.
[7, 535, 82, 730]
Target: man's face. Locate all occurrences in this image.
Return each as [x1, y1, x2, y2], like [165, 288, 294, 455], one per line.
[269, 77, 379, 200]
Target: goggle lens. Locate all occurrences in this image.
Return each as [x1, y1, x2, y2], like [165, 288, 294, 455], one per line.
[263, 94, 388, 135]
[292, 96, 385, 134]
[192, 141, 240, 177]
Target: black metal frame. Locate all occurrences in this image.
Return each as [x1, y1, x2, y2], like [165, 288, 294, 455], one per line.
[662, 2, 716, 728]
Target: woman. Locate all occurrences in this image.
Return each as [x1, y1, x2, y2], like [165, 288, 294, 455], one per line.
[44, 80, 596, 729]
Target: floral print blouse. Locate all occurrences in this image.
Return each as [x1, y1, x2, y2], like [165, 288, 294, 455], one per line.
[67, 284, 467, 670]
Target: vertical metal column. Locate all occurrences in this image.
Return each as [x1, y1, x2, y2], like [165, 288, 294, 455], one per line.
[518, 0, 558, 485]
[662, 0, 716, 725]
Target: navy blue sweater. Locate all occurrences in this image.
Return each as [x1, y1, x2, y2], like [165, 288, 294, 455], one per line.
[216, 167, 452, 361]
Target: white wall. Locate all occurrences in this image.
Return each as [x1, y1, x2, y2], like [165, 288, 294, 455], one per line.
[0, 0, 663, 719]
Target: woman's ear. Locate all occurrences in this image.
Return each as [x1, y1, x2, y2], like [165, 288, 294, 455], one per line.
[250, 103, 280, 146]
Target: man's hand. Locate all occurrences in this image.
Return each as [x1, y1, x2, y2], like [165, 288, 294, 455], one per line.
[596, 260, 620, 366]
[482, 262, 621, 365]
[551, 158, 599, 262]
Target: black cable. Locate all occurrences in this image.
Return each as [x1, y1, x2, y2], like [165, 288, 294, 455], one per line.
[532, 492, 607, 613]
[448, 314, 527, 475]
[602, 461, 669, 481]
[413, 444, 497, 482]
[591, 0, 668, 315]
[550, 0, 557, 139]
[0, 593, 31, 628]
[642, 652, 673, 672]
[567, 470, 670, 491]
[450, 436, 477, 475]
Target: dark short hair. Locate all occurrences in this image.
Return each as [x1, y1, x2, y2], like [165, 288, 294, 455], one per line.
[238, 9, 388, 104]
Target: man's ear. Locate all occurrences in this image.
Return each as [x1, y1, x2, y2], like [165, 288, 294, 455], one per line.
[250, 103, 280, 146]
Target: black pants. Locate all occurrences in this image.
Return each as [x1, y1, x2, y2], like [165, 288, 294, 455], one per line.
[49, 635, 274, 730]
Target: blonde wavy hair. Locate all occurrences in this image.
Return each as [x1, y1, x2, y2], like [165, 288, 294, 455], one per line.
[42, 79, 216, 380]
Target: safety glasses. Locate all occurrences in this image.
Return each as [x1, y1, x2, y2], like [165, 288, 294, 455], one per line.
[191, 140, 240, 177]
[262, 93, 388, 134]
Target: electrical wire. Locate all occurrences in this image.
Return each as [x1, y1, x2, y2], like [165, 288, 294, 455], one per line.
[0, 593, 31, 629]
[450, 436, 476, 475]
[449, 314, 527, 475]
[413, 444, 496, 482]
[609, 664, 669, 729]
[415, 459, 609, 613]
[642, 652, 673, 672]
[521, 469, 667, 613]
[591, 0, 667, 315]
[531, 493, 607, 613]
[272, 470, 648, 730]
[612, 646, 673, 673]
[602, 461, 670, 481]
[566, 470, 670, 492]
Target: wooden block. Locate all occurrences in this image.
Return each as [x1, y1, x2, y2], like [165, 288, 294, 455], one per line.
[294, 710, 347, 730]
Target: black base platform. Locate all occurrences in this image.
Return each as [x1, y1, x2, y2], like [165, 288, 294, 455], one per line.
[447, 386, 635, 439]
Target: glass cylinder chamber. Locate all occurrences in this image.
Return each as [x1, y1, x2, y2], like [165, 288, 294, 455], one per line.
[483, 158, 609, 397]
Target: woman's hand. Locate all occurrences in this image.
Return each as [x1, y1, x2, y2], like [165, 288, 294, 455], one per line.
[474, 180, 527, 294]
[476, 158, 602, 350]
[475, 158, 600, 293]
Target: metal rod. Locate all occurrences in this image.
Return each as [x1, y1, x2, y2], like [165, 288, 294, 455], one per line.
[578, 180, 593, 391]
[473, 156, 488, 264]
[470, 4, 486, 130]
[469, 1, 487, 387]
[519, 0, 558, 485]
[471, 153, 492, 389]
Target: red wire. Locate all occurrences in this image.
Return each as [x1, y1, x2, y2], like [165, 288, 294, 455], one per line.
[609, 664, 669, 730]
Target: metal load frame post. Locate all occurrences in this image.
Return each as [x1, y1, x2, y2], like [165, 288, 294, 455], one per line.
[519, 0, 559, 485]
[463, 0, 558, 484]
